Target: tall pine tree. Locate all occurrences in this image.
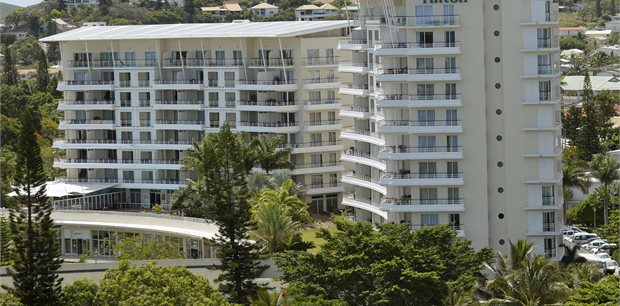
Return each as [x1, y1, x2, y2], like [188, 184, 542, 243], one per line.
[36, 48, 49, 93]
[3, 109, 63, 306]
[1, 44, 18, 86]
[574, 73, 610, 161]
[183, 123, 265, 304]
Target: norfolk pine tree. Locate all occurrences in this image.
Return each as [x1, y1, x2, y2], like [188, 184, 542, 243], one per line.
[36, 48, 49, 93]
[1, 44, 18, 86]
[3, 110, 63, 306]
[183, 123, 266, 304]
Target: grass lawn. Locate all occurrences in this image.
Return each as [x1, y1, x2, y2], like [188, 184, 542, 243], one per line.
[300, 221, 338, 254]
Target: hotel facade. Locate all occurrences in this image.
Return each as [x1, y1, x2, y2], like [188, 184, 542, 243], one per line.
[42, 21, 352, 214]
[338, 0, 563, 258]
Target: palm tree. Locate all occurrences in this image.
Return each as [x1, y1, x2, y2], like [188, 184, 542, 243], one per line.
[253, 201, 300, 253]
[254, 179, 311, 224]
[507, 239, 535, 270]
[253, 135, 294, 174]
[170, 180, 204, 217]
[562, 162, 591, 222]
[247, 171, 307, 199]
[250, 289, 288, 306]
[239, 132, 259, 174]
[588, 154, 620, 225]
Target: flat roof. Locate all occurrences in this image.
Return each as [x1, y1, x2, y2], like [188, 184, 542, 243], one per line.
[40, 21, 350, 42]
[562, 75, 620, 91]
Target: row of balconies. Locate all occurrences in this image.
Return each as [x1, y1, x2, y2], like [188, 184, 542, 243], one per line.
[67, 56, 340, 70]
[362, 15, 461, 28]
[59, 99, 342, 111]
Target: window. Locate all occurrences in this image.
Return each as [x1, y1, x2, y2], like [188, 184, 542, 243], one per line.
[415, 5, 433, 25]
[215, 51, 225, 65]
[444, 31, 456, 47]
[311, 154, 323, 166]
[419, 162, 437, 178]
[445, 83, 457, 99]
[421, 214, 439, 226]
[325, 48, 334, 64]
[447, 162, 459, 178]
[542, 186, 555, 206]
[446, 109, 458, 126]
[544, 237, 556, 257]
[539, 80, 551, 101]
[417, 32, 433, 47]
[417, 84, 434, 99]
[537, 54, 551, 74]
[418, 136, 436, 152]
[447, 135, 459, 152]
[309, 112, 321, 125]
[544, 0, 552, 21]
[543, 212, 555, 232]
[448, 188, 459, 204]
[327, 111, 336, 123]
[311, 133, 322, 145]
[420, 188, 438, 204]
[233, 50, 243, 66]
[443, 4, 456, 24]
[328, 132, 337, 144]
[311, 175, 323, 188]
[418, 109, 435, 125]
[537, 28, 551, 48]
[124, 52, 136, 67]
[309, 91, 321, 103]
[307, 49, 319, 65]
[416, 58, 434, 74]
[445, 57, 457, 73]
[449, 213, 460, 227]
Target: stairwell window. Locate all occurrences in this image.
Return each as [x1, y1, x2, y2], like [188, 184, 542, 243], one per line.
[543, 211, 555, 232]
[542, 186, 555, 206]
[539, 80, 551, 101]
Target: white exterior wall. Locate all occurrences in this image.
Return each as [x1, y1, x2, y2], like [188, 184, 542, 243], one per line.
[339, 0, 563, 258]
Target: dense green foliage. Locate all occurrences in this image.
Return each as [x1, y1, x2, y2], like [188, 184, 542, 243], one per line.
[62, 262, 237, 306]
[275, 218, 493, 305]
[565, 275, 620, 305]
[2, 111, 63, 306]
[560, 37, 586, 50]
[113, 234, 184, 260]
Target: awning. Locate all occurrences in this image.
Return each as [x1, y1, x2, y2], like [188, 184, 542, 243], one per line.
[9, 181, 118, 198]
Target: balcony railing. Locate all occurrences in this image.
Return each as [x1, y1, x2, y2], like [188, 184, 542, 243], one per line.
[163, 58, 244, 67]
[154, 100, 204, 105]
[339, 39, 368, 45]
[238, 121, 298, 127]
[59, 100, 114, 105]
[543, 222, 556, 232]
[382, 120, 462, 127]
[537, 65, 559, 75]
[153, 80, 202, 85]
[307, 182, 342, 189]
[376, 41, 459, 49]
[246, 58, 294, 66]
[57, 159, 181, 165]
[382, 172, 463, 179]
[237, 79, 297, 85]
[281, 140, 340, 149]
[380, 15, 460, 27]
[67, 59, 159, 68]
[339, 61, 368, 67]
[379, 146, 462, 153]
[409, 224, 464, 231]
[340, 83, 369, 90]
[295, 161, 342, 169]
[238, 100, 296, 106]
[343, 172, 381, 184]
[155, 120, 205, 125]
[302, 57, 338, 66]
[381, 94, 461, 101]
[342, 128, 383, 140]
[60, 119, 114, 125]
[342, 149, 381, 161]
[378, 68, 460, 75]
[304, 99, 339, 106]
[306, 120, 341, 126]
[59, 139, 195, 145]
[61, 80, 114, 86]
[343, 193, 380, 206]
[57, 178, 184, 185]
[542, 196, 555, 206]
[341, 105, 371, 114]
[382, 198, 463, 206]
[303, 78, 339, 84]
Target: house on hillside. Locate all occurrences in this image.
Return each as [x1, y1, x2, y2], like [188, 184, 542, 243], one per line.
[250, 3, 279, 17]
[559, 27, 586, 38]
[201, 1, 243, 19]
[52, 19, 77, 33]
[295, 4, 339, 21]
[66, 0, 101, 10]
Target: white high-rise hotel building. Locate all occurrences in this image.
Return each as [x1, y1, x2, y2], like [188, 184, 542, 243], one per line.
[43, 22, 353, 214]
[338, 0, 563, 258]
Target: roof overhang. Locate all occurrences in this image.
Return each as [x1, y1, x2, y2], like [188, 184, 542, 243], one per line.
[9, 181, 118, 198]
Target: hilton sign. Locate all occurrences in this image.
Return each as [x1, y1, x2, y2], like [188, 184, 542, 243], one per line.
[423, 0, 467, 3]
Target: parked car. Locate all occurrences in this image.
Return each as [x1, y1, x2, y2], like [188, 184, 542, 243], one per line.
[596, 252, 611, 261]
[586, 240, 608, 250]
[604, 260, 618, 275]
[569, 233, 599, 246]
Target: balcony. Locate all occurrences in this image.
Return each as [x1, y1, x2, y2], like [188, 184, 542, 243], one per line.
[247, 58, 294, 67]
[291, 161, 344, 175]
[57, 80, 114, 91]
[162, 58, 244, 68]
[237, 100, 298, 112]
[54, 158, 181, 170]
[338, 61, 368, 74]
[365, 15, 460, 28]
[526, 196, 560, 210]
[377, 94, 462, 108]
[340, 105, 372, 119]
[56, 177, 184, 189]
[522, 38, 560, 52]
[304, 119, 342, 132]
[378, 146, 463, 160]
[341, 128, 385, 146]
[341, 172, 386, 195]
[237, 121, 300, 133]
[380, 172, 464, 186]
[152, 80, 202, 90]
[66, 59, 160, 69]
[522, 65, 560, 78]
[521, 6, 559, 25]
[59, 119, 114, 129]
[302, 78, 340, 90]
[341, 150, 386, 171]
[341, 194, 387, 220]
[58, 100, 115, 110]
[523, 92, 561, 105]
[118, 80, 151, 88]
[376, 68, 461, 82]
[375, 41, 460, 56]
[154, 120, 205, 130]
[380, 198, 464, 213]
[303, 99, 340, 111]
[302, 57, 338, 67]
[154, 100, 204, 110]
[236, 79, 297, 91]
[409, 224, 465, 237]
[306, 182, 345, 195]
[379, 120, 463, 134]
[338, 39, 368, 51]
[54, 139, 194, 149]
[282, 140, 342, 154]
[339, 82, 369, 96]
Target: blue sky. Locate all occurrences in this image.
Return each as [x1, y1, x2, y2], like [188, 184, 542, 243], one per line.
[1, 0, 43, 7]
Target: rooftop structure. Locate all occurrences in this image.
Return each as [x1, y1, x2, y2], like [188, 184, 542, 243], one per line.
[295, 4, 339, 21]
[201, 1, 243, 19]
[250, 3, 279, 17]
